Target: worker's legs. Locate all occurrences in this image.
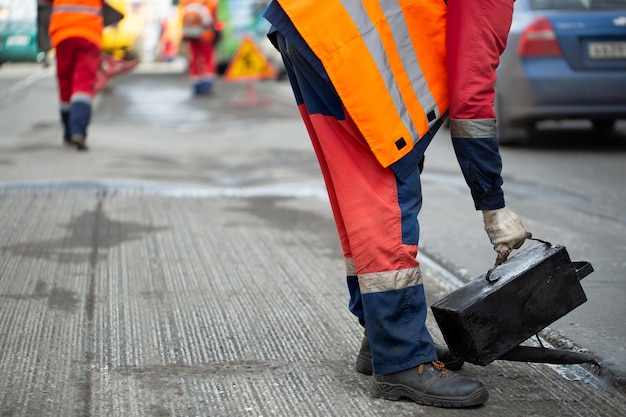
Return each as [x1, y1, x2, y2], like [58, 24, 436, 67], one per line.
[69, 38, 99, 140]
[276, 32, 436, 376]
[272, 25, 488, 409]
[55, 38, 74, 143]
[199, 40, 217, 78]
[56, 37, 99, 145]
[60, 103, 71, 143]
[188, 40, 215, 95]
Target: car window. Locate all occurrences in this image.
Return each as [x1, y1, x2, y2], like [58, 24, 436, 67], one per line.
[531, 0, 626, 10]
[0, 20, 34, 29]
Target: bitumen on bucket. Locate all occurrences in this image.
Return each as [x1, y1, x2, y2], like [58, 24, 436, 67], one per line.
[0, 181, 625, 417]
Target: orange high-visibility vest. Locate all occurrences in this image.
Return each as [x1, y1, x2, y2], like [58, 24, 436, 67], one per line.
[277, 0, 448, 168]
[180, 0, 219, 43]
[48, 0, 103, 48]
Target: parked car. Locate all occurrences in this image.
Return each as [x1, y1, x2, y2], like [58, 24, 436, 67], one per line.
[0, 19, 46, 65]
[496, 0, 626, 144]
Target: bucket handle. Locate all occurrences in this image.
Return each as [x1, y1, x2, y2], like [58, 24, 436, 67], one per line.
[485, 237, 552, 283]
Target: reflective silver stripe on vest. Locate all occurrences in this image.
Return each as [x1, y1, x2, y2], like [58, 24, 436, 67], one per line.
[383, 1, 439, 124]
[358, 266, 423, 294]
[339, 0, 439, 144]
[450, 118, 498, 138]
[52, 5, 102, 15]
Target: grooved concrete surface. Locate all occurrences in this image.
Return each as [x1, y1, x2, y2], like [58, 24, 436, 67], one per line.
[0, 185, 625, 417]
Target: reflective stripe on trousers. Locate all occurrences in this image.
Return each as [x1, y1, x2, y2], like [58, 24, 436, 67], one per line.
[447, 0, 514, 137]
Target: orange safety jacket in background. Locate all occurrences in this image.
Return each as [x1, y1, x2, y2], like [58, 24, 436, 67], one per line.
[47, 0, 104, 48]
[275, 0, 448, 169]
[180, 0, 219, 43]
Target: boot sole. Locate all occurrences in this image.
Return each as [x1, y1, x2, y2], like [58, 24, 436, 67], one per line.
[70, 136, 88, 151]
[370, 380, 489, 408]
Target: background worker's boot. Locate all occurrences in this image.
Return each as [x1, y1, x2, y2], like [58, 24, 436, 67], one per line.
[69, 98, 91, 151]
[70, 134, 88, 151]
[60, 108, 72, 146]
[355, 331, 464, 375]
[193, 79, 214, 96]
[370, 361, 488, 408]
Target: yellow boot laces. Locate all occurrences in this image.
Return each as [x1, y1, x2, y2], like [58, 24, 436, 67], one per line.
[418, 360, 448, 376]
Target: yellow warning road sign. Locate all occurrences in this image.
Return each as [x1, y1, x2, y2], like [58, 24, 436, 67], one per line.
[224, 36, 278, 81]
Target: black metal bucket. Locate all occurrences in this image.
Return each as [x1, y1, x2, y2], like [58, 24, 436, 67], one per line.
[431, 240, 596, 366]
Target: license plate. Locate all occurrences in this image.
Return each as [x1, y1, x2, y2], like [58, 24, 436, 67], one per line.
[588, 41, 626, 59]
[6, 35, 30, 47]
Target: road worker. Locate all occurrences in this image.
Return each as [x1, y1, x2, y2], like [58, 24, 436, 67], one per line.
[180, 0, 222, 95]
[42, 0, 104, 151]
[264, 0, 531, 408]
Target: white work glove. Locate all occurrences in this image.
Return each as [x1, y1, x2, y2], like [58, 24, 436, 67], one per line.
[482, 208, 532, 265]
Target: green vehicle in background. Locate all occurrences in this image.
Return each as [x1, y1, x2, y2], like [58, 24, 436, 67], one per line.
[215, 0, 284, 78]
[0, 19, 47, 65]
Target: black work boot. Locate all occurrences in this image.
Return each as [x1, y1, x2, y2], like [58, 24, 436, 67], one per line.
[355, 331, 464, 375]
[70, 134, 88, 151]
[370, 361, 488, 408]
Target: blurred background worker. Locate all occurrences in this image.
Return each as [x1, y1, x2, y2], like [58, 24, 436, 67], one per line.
[41, 0, 103, 151]
[180, 0, 221, 95]
[264, 0, 531, 409]
[158, 14, 182, 62]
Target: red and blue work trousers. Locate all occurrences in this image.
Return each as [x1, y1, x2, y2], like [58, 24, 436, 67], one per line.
[187, 39, 217, 94]
[447, 0, 512, 209]
[55, 37, 100, 140]
[276, 32, 437, 376]
[447, 0, 514, 121]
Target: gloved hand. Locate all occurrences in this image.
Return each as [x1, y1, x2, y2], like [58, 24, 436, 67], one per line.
[482, 208, 532, 265]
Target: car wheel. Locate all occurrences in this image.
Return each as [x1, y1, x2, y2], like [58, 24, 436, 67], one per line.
[498, 123, 528, 146]
[495, 94, 528, 146]
[591, 119, 616, 131]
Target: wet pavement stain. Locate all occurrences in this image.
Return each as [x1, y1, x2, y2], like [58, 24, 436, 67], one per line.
[97, 74, 212, 125]
[232, 197, 327, 231]
[191, 149, 319, 187]
[0, 280, 80, 313]
[227, 197, 341, 260]
[146, 405, 172, 417]
[0, 206, 169, 264]
[112, 360, 282, 406]
[48, 285, 81, 313]
[11, 142, 60, 153]
[118, 360, 280, 380]
[31, 121, 57, 131]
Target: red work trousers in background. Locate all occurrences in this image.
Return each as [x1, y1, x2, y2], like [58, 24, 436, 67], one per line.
[188, 39, 216, 77]
[55, 37, 100, 103]
[447, 0, 514, 120]
[55, 37, 101, 141]
[187, 39, 216, 95]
